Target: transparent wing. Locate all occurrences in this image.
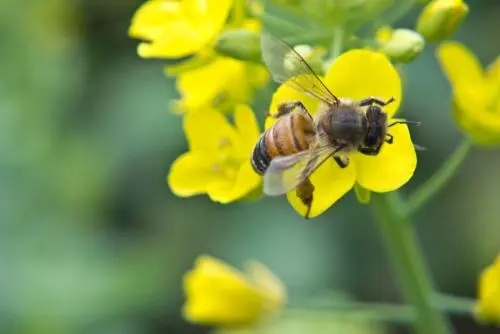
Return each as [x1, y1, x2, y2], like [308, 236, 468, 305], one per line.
[260, 32, 339, 105]
[263, 144, 342, 196]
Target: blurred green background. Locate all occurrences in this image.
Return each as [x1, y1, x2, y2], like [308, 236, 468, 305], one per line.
[1, 0, 499, 333]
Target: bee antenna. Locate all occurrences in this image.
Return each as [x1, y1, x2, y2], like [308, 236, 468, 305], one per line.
[389, 120, 421, 127]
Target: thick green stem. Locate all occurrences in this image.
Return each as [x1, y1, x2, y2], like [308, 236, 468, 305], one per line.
[371, 192, 452, 334]
[405, 138, 473, 217]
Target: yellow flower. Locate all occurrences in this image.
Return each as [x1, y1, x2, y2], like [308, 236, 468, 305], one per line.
[437, 42, 500, 146]
[476, 255, 500, 324]
[416, 0, 469, 42]
[183, 255, 286, 328]
[266, 49, 417, 218]
[168, 105, 261, 203]
[128, 0, 232, 58]
[174, 57, 269, 113]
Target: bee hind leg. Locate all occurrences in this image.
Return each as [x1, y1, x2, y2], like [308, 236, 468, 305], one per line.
[296, 178, 314, 219]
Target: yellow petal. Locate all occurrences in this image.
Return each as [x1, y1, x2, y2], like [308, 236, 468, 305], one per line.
[266, 81, 320, 129]
[167, 153, 217, 197]
[128, 0, 183, 40]
[130, 0, 232, 58]
[177, 57, 248, 112]
[476, 255, 500, 324]
[436, 41, 485, 90]
[234, 104, 261, 154]
[324, 49, 402, 117]
[184, 108, 238, 152]
[207, 161, 261, 204]
[352, 121, 417, 192]
[245, 260, 286, 311]
[287, 159, 355, 218]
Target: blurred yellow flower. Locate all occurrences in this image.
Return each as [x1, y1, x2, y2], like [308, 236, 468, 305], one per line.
[267, 49, 417, 218]
[476, 255, 500, 324]
[128, 0, 232, 58]
[437, 42, 500, 146]
[416, 0, 469, 42]
[174, 57, 269, 113]
[183, 255, 286, 328]
[168, 105, 261, 203]
[171, 18, 269, 113]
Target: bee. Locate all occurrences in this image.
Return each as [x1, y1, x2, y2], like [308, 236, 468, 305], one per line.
[251, 33, 420, 218]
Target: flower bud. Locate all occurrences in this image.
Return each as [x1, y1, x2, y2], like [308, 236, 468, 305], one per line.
[416, 0, 469, 42]
[284, 44, 326, 76]
[214, 29, 261, 63]
[376, 26, 425, 63]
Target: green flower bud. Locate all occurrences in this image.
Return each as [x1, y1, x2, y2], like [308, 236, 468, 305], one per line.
[416, 0, 469, 42]
[215, 29, 261, 63]
[284, 44, 326, 76]
[376, 27, 425, 63]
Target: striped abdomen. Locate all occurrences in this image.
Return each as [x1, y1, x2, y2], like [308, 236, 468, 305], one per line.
[251, 113, 314, 175]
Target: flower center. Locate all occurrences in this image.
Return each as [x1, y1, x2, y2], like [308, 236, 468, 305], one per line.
[211, 137, 242, 179]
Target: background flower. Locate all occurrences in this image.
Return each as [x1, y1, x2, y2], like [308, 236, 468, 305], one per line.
[437, 41, 500, 146]
[183, 255, 286, 327]
[267, 49, 416, 217]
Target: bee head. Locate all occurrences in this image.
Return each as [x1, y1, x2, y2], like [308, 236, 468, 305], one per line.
[364, 105, 388, 147]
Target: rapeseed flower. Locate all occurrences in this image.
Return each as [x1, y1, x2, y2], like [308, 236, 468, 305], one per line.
[266, 49, 417, 218]
[128, 0, 232, 59]
[168, 105, 261, 203]
[437, 42, 500, 146]
[476, 254, 500, 325]
[183, 255, 286, 327]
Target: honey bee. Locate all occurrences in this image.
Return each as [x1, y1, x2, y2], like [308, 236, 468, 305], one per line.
[251, 33, 420, 218]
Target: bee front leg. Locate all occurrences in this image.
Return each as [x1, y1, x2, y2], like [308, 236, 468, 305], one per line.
[359, 96, 395, 107]
[358, 143, 383, 156]
[385, 133, 393, 144]
[270, 101, 312, 120]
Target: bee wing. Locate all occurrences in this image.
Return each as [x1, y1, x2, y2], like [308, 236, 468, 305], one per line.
[263, 144, 342, 196]
[260, 32, 339, 105]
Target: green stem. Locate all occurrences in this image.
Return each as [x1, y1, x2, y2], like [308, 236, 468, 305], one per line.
[330, 26, 344, 60]
[258, 12, 306, 34]
[371, 192, 452, 334]
[283, 294, 475, 324]
[405, 138, 473, 217]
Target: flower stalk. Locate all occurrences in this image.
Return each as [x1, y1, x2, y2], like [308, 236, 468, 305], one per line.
[405, 138, 473, 217]
[371, 192, 453, 334]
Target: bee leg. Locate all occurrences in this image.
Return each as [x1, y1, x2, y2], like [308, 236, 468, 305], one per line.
[359, 96, 395, 107]
[333, 156, 349, 168]
[385, 133, 393, 144]
[389, 120, 421, 127]
[296, 179, 314, 219]
[270, 101, 312, 120]
[358, 143, 383, 156]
